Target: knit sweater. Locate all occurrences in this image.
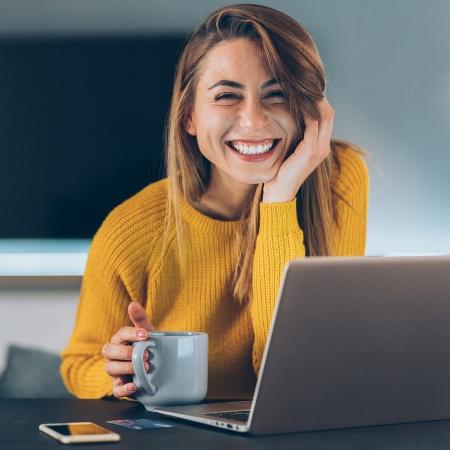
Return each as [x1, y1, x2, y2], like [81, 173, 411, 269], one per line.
[60, 146, 369, 400]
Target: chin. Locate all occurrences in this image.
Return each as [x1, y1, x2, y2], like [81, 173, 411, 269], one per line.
[248, 174, 274, 184]
[232, 171, 275, 185]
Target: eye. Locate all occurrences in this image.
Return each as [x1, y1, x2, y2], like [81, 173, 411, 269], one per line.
[265, 90, 288, 102]
[215, 93, 239, 101]
[266, 90, 287, 99]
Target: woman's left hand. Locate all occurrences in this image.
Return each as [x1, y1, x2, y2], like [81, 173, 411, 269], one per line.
[262, 96, 335, 203]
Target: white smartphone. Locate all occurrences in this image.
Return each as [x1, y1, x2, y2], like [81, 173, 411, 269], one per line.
[39, 422, 121, 444]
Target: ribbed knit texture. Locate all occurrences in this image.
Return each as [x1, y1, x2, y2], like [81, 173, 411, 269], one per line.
[60, 147, 369, 400]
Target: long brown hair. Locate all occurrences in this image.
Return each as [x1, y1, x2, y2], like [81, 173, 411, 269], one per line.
[161, 3, 368, 304]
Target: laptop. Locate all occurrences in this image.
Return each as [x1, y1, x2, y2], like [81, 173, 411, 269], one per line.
[153, 255, 450, 435]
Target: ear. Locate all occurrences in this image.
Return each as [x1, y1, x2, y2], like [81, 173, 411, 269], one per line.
[186, 115, 197, 136]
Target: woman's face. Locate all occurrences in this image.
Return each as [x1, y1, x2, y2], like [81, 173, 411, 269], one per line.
[187, 38, 298, 186]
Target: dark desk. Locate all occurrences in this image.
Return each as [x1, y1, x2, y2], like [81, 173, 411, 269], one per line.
[1, 399, 450, 449]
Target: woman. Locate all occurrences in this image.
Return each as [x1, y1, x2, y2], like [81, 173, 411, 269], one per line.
[60, 3, 369, 401]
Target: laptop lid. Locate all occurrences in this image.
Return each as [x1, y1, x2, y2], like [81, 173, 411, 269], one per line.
[248, 255, 450, 435]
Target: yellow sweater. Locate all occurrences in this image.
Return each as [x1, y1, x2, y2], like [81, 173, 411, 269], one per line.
[60, 147, 369, 400]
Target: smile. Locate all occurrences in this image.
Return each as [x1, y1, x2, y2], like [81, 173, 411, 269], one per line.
[225, 138, 282, 162]
[226, 138, 281, 155]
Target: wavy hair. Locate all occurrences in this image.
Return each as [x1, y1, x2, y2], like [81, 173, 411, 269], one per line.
[161, 3, 368, 304]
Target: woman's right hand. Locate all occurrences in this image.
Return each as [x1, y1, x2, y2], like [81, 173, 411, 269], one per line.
[102, 301, 155, 399]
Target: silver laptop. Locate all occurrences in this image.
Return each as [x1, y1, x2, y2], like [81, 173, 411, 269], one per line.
[153, 255, 450, 435]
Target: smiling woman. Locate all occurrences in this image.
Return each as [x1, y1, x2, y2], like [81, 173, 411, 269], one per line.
[60, 4, 369, 402]
[186, 38, 298, 186]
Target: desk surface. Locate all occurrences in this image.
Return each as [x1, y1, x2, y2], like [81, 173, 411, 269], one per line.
[1, 399, 450, 450]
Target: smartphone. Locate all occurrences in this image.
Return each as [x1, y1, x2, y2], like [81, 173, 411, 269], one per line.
[39, 422, 121, 444]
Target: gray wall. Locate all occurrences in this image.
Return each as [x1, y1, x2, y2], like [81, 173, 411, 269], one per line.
[1, 0, 449, 255]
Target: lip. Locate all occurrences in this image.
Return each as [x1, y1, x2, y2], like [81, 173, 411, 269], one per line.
[225, 138, 282, 162]
[226, 138, 280, 144]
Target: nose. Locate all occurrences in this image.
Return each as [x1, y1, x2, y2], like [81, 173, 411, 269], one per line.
[237, 96, 269, 130]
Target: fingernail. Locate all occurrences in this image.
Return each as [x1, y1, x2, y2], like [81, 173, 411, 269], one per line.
[127, 383, 136, 392]
[143, 350, 149, 361]
[137, 329, 146, 337]
[144, 362, 149, 371]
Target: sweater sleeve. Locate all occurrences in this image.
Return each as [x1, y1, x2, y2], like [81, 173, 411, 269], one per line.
[250, 199, 306, 374]
[59, 210, 140, 399]
[250, 148, 369, 376]
[330, 149, 369, 256]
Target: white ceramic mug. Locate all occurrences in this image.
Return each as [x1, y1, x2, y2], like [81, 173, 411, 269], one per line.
[132, 331, 208, 411]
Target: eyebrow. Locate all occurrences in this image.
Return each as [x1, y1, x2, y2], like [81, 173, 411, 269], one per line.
[207, 78, 279, 91]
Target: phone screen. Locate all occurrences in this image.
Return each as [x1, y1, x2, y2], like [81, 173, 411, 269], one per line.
[45, 423, 115, 436]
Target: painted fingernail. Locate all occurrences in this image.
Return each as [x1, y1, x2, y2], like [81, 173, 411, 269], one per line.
[127, 383, 136, 392]
[143, 350, 149, 361]
[137, 329, 146, 337]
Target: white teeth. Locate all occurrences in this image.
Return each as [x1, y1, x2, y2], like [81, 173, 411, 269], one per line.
[229, 140, 276, 155]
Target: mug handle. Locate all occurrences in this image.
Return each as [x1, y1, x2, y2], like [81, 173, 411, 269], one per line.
[132, 340, 158, 396]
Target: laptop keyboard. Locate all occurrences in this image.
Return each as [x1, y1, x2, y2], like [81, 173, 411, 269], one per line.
[205, 410, 250, 423]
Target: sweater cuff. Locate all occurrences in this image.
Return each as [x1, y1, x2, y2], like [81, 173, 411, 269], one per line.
[258, 198, 302, 236]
